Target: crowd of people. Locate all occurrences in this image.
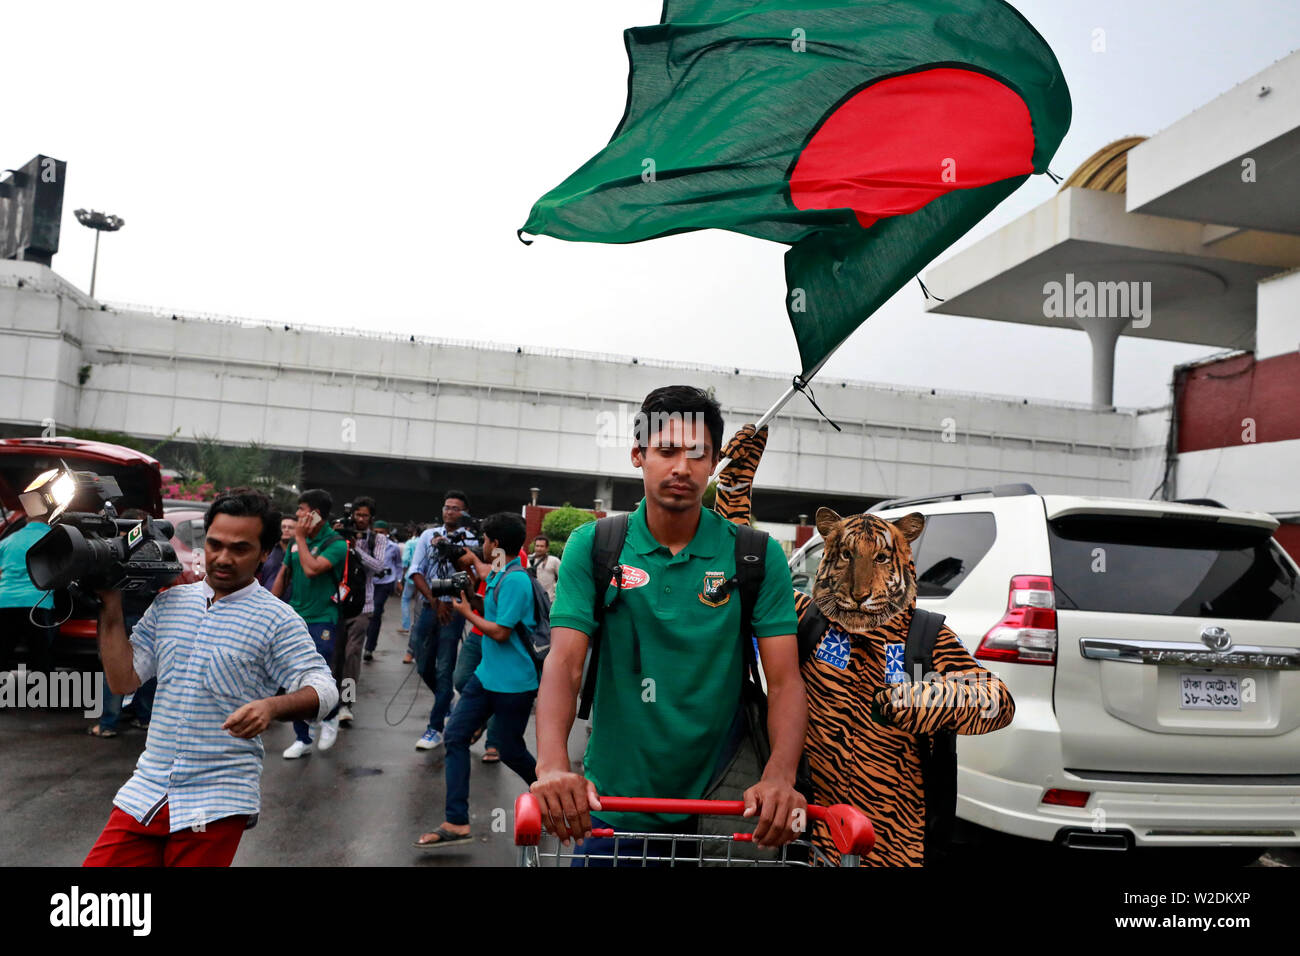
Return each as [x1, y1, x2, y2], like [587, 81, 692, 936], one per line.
[8, 382, 1015, 867]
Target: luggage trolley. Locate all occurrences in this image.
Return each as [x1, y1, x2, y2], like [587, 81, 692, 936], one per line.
[514, 794, 875, 867]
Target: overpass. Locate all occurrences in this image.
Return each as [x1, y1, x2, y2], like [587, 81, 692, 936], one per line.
[0, 260, 1168, 529]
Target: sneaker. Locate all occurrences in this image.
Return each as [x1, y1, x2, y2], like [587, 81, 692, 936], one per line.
[363, 651, 374, 662]
[415, 729, 443, 751]
[319, 718, 340, 751]
[338, 705, 354, 725]
[283, 739, 313, 759]
[402, 652, 415, 664]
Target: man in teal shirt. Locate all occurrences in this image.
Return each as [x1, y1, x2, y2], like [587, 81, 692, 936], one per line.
[532, 385, 807, 851]
[414, 511, 539, 848]
[0, 519, 55, 671]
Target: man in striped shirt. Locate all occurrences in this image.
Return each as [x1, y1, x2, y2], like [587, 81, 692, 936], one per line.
[84, 490, 338, 867]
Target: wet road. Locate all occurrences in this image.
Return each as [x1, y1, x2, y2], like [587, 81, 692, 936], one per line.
[1, 615, 581, 867]
[2, 614, 1296, 867]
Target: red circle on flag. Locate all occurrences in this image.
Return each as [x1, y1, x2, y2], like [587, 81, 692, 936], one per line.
[788, 67, 1037, 229]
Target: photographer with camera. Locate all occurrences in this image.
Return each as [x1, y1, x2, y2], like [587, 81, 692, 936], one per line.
[332, 496, 390, 725]
[408, 491, 479, 751]
[414, 512, 539, 849]
[84, 490, 337, 866]
[272, 489, 350, 758]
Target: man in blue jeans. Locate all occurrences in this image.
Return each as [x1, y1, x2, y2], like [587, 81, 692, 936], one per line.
[413, 512, 538, 848]
[408, 492, 479, 751]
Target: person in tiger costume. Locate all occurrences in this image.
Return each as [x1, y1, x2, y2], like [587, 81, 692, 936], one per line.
[714, 424, 1015, 867]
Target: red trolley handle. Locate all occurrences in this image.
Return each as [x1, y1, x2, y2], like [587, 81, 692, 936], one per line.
[513, 792, 875, 857]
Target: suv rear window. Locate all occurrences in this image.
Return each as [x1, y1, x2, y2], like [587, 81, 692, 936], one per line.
[1049, 514, 1300, 622]
[912, 512, 996, 598]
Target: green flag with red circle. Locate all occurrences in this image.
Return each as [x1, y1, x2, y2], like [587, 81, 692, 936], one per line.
[520, 0, 1071, 378]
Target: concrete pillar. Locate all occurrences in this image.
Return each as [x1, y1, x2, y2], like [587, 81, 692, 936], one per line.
[1075, 314, 1127, 410]
[595, 477, 615, 512]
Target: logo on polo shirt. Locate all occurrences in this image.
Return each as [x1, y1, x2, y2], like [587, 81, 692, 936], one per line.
[698, 570, 730, 608]
[614, 565, 650, 589]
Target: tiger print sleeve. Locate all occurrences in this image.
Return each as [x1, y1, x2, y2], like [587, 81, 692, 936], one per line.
[713, 425, 768, 526]
[876, 625, 1015, 736]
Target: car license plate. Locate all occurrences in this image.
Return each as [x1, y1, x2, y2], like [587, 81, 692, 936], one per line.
[1180, 672, 1243, 711]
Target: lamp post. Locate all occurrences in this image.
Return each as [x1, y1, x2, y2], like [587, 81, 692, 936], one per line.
[74, 208, 125, 298]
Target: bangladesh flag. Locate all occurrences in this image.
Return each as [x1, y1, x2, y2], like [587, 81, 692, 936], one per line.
[520, 0, 1071, 378]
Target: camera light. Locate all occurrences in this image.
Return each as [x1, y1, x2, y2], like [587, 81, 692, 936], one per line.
[19, 465, 79, 520]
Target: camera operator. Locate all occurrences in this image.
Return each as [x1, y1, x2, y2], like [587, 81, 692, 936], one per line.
[334, 496, 390, 725]
[408, 491, 479, 751]
[84, 490, 337, 866]
[363, 519, 403, 662]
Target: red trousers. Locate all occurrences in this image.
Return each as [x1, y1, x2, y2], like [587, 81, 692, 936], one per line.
[83, 804, 246, 867]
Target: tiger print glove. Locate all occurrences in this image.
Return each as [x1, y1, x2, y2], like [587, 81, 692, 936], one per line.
[714, 424, 769, 526]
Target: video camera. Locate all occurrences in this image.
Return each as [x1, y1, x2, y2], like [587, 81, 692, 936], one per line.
[20, 466, 182, 610]
[334, 502, 358, 541]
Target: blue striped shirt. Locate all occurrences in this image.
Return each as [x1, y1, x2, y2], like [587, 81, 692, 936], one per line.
[114, 579, 338, 833]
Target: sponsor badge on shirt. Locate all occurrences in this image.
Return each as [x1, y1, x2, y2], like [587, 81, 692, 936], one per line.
[885, 642, 906, 684]
[815, 628, 851, 670]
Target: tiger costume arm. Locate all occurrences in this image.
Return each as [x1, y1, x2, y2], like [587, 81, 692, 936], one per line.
[875, 624, 1015, 735]
[714, 424, 767, 526]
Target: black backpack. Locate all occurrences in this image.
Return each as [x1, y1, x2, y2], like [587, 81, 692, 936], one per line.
[330, 535, 367, 620]
[506, 566, 553, 676]
[797, 603, 956, 866]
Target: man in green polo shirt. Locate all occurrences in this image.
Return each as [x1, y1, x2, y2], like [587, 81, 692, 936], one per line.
[534, 385, 807, 853]
[272, 488, 348, 758]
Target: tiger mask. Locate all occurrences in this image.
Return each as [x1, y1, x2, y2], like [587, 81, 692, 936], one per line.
[813, 507, 926, 632]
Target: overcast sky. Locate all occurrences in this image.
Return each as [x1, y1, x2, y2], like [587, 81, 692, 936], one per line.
[9, 1, 1299, 409]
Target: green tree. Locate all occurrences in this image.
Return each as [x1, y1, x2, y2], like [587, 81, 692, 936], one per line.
[541, 504, 598, 558]
[171, 435, 301, 510]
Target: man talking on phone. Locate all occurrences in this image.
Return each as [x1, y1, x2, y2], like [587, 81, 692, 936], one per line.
[273, 488, 349, 757]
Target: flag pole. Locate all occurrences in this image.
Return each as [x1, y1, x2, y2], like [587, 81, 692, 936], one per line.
[711, 380, 799, 479]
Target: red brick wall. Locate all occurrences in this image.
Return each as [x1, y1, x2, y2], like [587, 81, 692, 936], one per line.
[1176, 351, 1300, 453]
[1275, 524, 1300, 567]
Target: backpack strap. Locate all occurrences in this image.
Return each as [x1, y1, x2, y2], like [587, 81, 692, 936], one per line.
[904, 607, 945, 681]
[578, 514, 630, 720]
[796, 602, 830, 663]
[904, 607, 957, 864]
[733, 524, 767, 680]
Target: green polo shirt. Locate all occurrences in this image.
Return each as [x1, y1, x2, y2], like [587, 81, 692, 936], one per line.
[287, 527, 348, 625]
[550, 498, 798, 830]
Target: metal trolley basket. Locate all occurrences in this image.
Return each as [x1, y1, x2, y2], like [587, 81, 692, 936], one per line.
[515, 794, 875, 867]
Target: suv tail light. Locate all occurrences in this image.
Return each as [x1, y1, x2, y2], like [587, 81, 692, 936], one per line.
[976, 575, 1057, 665]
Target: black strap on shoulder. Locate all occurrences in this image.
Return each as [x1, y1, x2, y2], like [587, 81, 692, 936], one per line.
[733, 524, 767, 678]
[796, 602, 829, 663]
[904, 607, 945, 680]
[578, 514, 630, 720]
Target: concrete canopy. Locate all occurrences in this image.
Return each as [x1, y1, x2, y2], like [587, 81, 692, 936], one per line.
[1127, 51, 1300, 236]
[923, 187, 1300, 350]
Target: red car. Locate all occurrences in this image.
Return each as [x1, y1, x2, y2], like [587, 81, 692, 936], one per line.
[0, 437, 198, 659]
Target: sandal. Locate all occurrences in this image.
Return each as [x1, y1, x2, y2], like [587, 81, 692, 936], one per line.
[481, 747, 500, 763]
[88, 725, 118, 738]
[413, 826, 472, 849]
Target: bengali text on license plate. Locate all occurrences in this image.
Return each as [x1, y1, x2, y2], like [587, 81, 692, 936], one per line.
[1180, 672, 1242, 711]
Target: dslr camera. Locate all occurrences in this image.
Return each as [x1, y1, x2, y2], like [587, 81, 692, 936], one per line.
[431, 526, 472, 563]
[334, 502, 358, 541]
[21, 467, 182, 611]
[425, 569, 473, 599]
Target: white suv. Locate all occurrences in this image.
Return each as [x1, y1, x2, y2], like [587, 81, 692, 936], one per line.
[787, 485, 1300, 856]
